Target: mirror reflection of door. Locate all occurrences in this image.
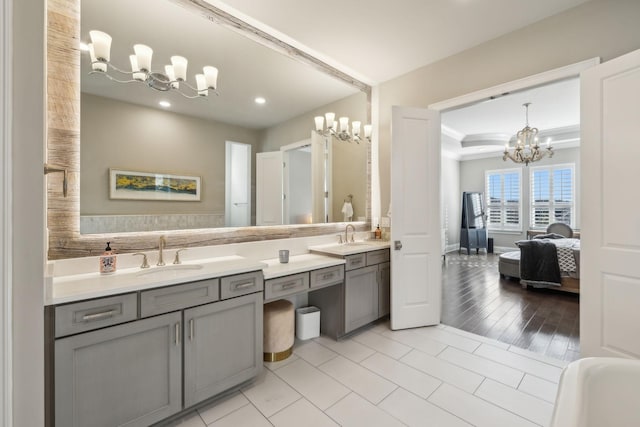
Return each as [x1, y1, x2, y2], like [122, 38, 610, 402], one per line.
[283, 143, 313, 224]
[279, 134, 328, 225]
[256, 151, 283, 226]
[225, 141, 251, 227]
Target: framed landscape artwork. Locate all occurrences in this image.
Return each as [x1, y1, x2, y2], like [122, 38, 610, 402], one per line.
[109, 169, 201, 201]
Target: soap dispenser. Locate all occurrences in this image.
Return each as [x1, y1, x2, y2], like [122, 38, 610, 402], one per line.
[99, 242, 117, 274]
[375, 225, 382, 240]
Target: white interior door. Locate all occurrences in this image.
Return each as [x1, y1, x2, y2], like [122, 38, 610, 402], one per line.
[225, 141, 251, 227]
[390, 106, 442, 330]
[256, 151, 283, 226]
[581, 48, 640, 358]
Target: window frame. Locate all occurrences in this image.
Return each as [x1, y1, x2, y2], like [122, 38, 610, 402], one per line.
[484, 168, 523, 232]
[529, 163, 576, 229]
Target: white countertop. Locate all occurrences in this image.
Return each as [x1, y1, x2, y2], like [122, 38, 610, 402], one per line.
[47, 255, 267, 306]
[308, 240, 391, 256]
[262, 253, 346, 280]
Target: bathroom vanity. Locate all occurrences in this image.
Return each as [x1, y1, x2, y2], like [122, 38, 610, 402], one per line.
[44, 240, 390, 426]
[45, 257, 266, 427]
[308, 242, 391, 338]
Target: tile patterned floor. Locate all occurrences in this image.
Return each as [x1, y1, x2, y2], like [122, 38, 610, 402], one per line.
[166, 322, 566, 427]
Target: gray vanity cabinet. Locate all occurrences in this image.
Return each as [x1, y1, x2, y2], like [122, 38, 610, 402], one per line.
[55, 311, 182, 427]
[344, 265, 379, 333]
[183, 292, 263, 407]
[378, 262, 391, 317]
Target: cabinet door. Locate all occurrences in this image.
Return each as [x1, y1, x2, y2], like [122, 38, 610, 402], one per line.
[344, 265, 379, 333]
[55, 312, 182, 427]
[378, 262, 391, 317]
[183, 292, 263, 407]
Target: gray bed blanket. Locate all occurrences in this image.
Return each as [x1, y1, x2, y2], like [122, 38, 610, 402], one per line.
[516, 239, 562, 288]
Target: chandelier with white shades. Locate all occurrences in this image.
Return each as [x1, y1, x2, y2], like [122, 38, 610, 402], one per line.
[503, 102, 553, 166]
[314, 112, 372, 143]
[86, 30, 219, 99]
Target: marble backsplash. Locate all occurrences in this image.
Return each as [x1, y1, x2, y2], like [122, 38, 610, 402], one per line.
[80, 213, 226, 234]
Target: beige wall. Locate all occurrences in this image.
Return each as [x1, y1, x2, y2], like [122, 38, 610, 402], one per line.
[377, 0, 640, 216]
[12, 0, 45, 424]
[81, 93, 260, 216]
[459, 147, 580, 249]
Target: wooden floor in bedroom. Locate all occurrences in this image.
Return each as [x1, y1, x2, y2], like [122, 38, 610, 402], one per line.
[441, 252, 580, 362]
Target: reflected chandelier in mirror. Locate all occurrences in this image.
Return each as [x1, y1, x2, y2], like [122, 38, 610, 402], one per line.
[46, 0, 372, 259]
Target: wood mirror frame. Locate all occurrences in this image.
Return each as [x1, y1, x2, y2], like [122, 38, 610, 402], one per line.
[46, 0, 372, 260]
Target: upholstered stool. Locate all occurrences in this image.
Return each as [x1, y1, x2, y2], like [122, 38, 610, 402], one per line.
[498, 251, 520, 279]
[263, 299, 294, 362]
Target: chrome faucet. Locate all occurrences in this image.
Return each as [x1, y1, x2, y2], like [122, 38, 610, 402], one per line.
[157, 235, 167, 266]
[345, 224, 356, 243]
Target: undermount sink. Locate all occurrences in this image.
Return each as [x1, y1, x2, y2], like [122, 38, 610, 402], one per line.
[135, 264, 204, 277]
[344, 242, 371, 246]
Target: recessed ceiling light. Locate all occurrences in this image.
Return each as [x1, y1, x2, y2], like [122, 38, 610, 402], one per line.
[79, 42, 90, 52]
[159, 100, 171, 108]
[254, 97, 266, 105]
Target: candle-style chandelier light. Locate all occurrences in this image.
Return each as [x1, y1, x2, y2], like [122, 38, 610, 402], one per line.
[314, 112, 372, 143]
[86, 30, 219, 99]
[503, 102, 553, 166]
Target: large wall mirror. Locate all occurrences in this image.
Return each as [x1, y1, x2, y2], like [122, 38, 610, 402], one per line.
[47, 0, 372, 259]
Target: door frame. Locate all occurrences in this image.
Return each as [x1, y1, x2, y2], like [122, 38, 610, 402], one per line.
[429, 58, 600, 112]
[428, 57, 599, 330]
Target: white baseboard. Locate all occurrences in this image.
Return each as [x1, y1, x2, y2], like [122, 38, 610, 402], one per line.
[446, 243, 459, 253]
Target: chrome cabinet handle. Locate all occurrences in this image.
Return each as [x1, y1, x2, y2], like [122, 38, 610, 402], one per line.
[322, 272, 334, 280]
[175, 323, 180, 346]
[281, 281, 298, 290]
[189, 319, 194, 341]
[82, 310, 115, 322]
[233, 281, 255, 290]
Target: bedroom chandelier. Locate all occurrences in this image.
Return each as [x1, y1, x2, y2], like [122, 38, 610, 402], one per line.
[314, 112, 372, 143]
[503, 103, 553, 166]
[86, 30, 219, 99]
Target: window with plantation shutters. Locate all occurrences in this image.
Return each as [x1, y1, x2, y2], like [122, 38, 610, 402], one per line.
[530, 164, 575, 228]
[485, 168, 522, 231]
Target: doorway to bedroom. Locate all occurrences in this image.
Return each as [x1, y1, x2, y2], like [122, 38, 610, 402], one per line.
[437, 76, 581, 362]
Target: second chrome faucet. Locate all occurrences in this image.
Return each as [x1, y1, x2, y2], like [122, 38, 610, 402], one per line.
[345, 224, 356, 243]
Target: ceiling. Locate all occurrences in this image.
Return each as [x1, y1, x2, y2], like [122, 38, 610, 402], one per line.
[441, 77, 580, 160]
[81, 0, 590, 131]
[208, 0, 591, 85]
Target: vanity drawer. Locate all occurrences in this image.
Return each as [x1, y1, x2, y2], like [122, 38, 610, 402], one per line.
[265, 273, 309, 301]
[220, 271, 264, 300]
[366, 249, 390, 266]
[345, 253, 366, 271]
[310, 265, 344, 289]
[140, 278, 219, 317]
[55, 293, 138, 338]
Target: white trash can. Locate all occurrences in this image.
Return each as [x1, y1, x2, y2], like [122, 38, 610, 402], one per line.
[295, 306, 320, 340]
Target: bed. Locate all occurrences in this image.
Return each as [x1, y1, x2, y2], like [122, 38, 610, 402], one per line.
[499, 235, 581, 293]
